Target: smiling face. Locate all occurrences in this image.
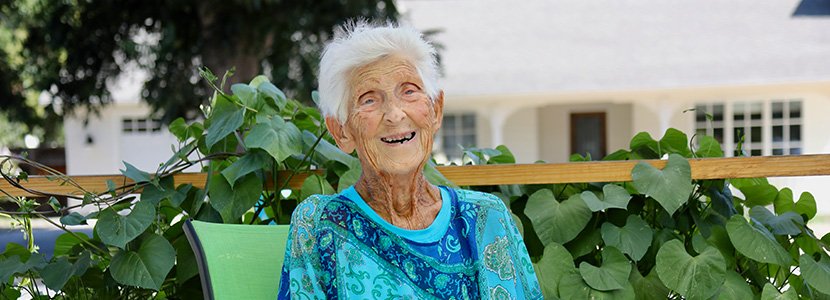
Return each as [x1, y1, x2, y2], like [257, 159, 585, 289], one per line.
[325, 54, 444, 176]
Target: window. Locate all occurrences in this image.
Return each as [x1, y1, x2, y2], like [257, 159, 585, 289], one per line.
[437, 113, 477, 162]
[771, 101, 802, 155]
[694, 100, 802, 156]
[123, 118, 163, 134]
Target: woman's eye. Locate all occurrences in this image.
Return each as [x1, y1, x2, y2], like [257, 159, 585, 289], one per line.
[404, 89, 415, 95]
[361, 98, 375, 105]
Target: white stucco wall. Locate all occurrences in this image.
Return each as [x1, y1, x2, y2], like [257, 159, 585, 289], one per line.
[65, 108, 123, 175]
[536, 102, 633, 163]
[501, 107, 539, 163]
[65, 103, 183, 175]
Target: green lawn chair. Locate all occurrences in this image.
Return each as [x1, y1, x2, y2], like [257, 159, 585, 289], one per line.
[183, 219, 290, 300]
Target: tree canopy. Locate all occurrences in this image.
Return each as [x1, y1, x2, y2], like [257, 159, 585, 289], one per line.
[0, 0, 398, 145]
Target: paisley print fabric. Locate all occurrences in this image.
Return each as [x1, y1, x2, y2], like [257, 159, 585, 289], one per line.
[277, 186, 542, 299]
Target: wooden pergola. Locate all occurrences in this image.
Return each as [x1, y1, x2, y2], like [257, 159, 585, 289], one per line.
[3, 154, 829, 198]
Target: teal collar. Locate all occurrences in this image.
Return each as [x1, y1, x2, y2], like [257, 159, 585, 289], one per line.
[341, 185, 452, 244]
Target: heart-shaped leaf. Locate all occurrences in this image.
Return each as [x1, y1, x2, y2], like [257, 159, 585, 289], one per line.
[424, 160, 454, 188]
[749, 206, 803, 235]
[3, 243, 30, 261]
[632, 154, 693, 215]
[695, 135, 724, 158]
[795, 191, 816, 220]
[0, 253, 47, 283]
[630, 131, 660, 159]
[140, 175, 175, 205]
[739, 183, 778, 207]
[773, 187, 794, 215]
[0, 256, 23, 284]
[601, 215, 653, 261]
[110, 234, 175, 290]
[337, 167, 361, 193]
[299, 174, 335, 201]
[248, 75, 269, 87]
[231, 83, 258, 108]
[776, 189, 818, 221]
[659, 128, 692, 157]
[726, 215, 793, 266]
[208, 172, 263, 223]
[525, 189, 592, 245]
[256, 80, 287, 111]
[559, 268, 635, 299]
[579, 247, 631, 291]
[488, 145, 516, 164]
[656, 239, 726, 300]
[761, 283, 798, 300]
[303, 130, 360, 170]
[566, 230, 602, 260]
[630, 268, 669, 300]
[582, 184, 631, 212]
[800, 252, 830, 295]
[533, 243, 575, 299]
[120, 161, 152, 183]
[707, 226, 737, 269]
[602, 149, 630, 161]
[168, 117, 188, 140]
[221, 150, 271, 187]
[715, 270, 754, 300]
[707, 184, 738, 223]
[60, 212, 88, 226]
[291, 107, 323, 133]
[245, 116, 302, 162]
[39, 257, 74, 291]
[205, 94, 245, 149]
[797, 235, 822, 256]
[53, 232, 90, 257]
[170, 184, 193, 208]
[96, 200, 155, 248]
[174, 233, 199, 283]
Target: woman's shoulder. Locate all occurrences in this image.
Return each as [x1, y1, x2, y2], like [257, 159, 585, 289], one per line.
[449, 188, 509, 213]
[289, 193, 342, 224]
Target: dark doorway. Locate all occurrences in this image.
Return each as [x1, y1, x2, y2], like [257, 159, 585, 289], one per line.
[570, 112, 607, 160]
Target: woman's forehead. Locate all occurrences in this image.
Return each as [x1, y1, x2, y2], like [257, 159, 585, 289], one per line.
[350, 55, 423, 85]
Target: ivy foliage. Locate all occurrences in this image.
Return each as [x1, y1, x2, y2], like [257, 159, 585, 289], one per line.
[497, 128, 830, 299]
[0, 75, 827, 298]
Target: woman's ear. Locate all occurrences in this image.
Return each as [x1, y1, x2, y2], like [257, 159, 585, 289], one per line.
[432, 90, 445, 129]
[325, 116, 356, 154]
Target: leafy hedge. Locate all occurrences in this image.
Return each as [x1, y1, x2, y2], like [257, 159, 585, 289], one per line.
[0, 73, 828, 299]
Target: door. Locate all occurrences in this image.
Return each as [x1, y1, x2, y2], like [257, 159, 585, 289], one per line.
[570, 112, 607, 160]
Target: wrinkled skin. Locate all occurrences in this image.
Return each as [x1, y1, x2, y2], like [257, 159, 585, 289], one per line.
[325, 54, 444, 230]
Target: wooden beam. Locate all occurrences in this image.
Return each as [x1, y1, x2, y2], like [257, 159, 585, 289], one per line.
[2, 154, 829, 197]
[0, 172, 313, 198]
[436, 154, 830, 186]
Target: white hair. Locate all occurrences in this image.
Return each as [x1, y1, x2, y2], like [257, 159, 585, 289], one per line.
[318, 20, 440, 123]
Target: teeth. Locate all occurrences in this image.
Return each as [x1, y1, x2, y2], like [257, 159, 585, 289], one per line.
[381, 132, 416, 144]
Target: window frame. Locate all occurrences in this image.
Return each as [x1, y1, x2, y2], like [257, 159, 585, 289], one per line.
[436, 112, 478, 162]
[694, 99, 802, 157]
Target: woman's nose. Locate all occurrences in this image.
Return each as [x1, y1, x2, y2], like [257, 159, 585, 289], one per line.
[382, 100, 406, 123]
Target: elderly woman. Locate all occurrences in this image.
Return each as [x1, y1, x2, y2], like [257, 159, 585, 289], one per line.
[278, 21, 541, 299]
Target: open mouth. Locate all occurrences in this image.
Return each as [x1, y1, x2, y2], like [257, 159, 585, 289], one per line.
[380, 132, 416, 144]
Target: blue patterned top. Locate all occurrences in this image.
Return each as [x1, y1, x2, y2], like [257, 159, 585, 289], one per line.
[277, 186, 542, 299]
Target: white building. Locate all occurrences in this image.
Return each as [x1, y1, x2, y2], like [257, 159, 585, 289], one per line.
[400, 0, 830, 222]
[65, 0, 830, 225]
[64, 69, 185, 175]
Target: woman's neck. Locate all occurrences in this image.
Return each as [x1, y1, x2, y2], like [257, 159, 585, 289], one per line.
[354, 170, 441, 230]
